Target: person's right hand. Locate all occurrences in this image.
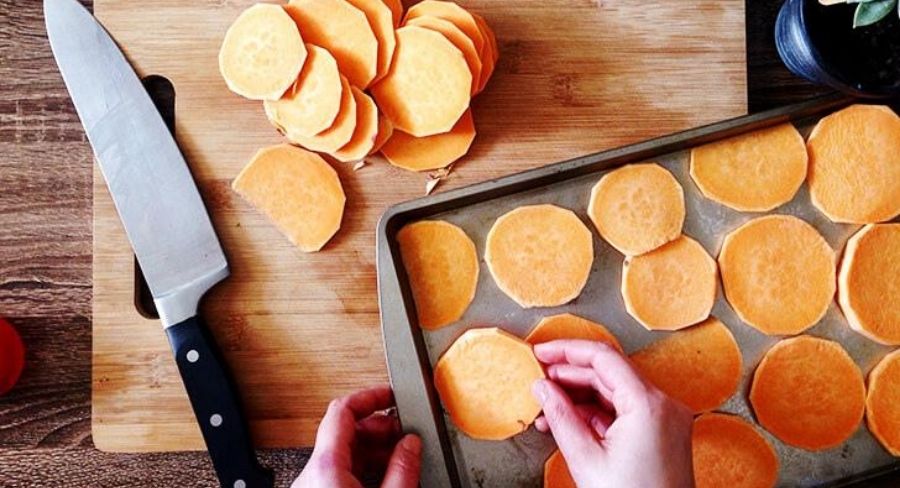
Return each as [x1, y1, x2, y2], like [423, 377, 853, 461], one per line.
[531, 340, 694, 488]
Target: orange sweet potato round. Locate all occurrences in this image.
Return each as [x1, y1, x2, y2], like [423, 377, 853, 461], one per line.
[371, 26, 471, 137]
[345, 0, 396, 82]
[263, 44, 342, 138]
[381, 109, 475, 171]
[866, 349, 900, 456]
[807, 104, 900, 224]
[838, 224, 900, 345]
[231, 144, 345, 252]
[690, 123, 807, 212]
[287, 0, 379, 88]
[630, 317, 741, 413]
[333, 86, 379, 162]
[525, 313, 622, 352]
[543, 450, 576, 488]
[218, 4, 306, 101]
[397, 220, 478, 330]
[750, 335, 864, 451]
[406, 16, 482, 94]
[404, 0, 485, 54]
[719, 215, 835, 336]
[290, 75, 358, 154]
[693, 413, 779, 488]
[485, 204, 593, 308]
[434, 328, 545, 440]
[621, 235, 717, 331]
[589, 163, 685, 257]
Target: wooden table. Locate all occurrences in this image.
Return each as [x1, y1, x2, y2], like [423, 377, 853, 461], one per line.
[0, 0, 842, 485]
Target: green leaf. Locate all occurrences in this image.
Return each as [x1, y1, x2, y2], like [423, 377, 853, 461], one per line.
[853, 0, 897, 27]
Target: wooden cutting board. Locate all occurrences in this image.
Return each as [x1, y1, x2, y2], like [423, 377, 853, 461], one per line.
[92, 0, 746, 451]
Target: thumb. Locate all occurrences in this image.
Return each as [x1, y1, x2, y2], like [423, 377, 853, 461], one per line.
[381, 434, 422, 488]
[532, 379, 604, 470]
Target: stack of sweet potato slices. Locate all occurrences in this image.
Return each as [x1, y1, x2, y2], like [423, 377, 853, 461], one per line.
[220, 0, 497, 170]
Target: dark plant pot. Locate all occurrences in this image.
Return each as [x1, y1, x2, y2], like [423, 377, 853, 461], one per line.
[776, 0, 900, 98]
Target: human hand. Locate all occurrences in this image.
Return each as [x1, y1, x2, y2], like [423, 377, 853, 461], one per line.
[531, 340, 694, 488]
[292, 385, 421, 488]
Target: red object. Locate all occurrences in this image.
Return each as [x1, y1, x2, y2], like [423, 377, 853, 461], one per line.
[0, 317, 25, 396]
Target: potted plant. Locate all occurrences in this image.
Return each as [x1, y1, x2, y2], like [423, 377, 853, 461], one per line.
[776, 0, 900, 98]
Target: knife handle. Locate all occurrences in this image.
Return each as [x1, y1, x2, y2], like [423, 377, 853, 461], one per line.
[166, 315, 274, 488]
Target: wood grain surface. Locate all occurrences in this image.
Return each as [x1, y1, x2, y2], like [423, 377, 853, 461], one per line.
[91, 0, 747, 452]
[0, 0, 860, 485]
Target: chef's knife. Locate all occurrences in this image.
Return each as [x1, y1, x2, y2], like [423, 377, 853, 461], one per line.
[44, 1, 273, 486]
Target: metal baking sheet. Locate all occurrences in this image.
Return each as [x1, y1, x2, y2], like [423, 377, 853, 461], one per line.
[376, 94, 900, 488]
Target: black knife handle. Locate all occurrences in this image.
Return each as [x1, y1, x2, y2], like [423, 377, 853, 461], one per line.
[165, 315, 274, 488]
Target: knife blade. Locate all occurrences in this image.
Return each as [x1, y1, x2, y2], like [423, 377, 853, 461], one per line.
[44, 1, 272, 486]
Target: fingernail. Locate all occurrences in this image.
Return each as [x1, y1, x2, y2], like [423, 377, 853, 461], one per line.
[402, 433, 422, 455]
[532, 380, 548, 404]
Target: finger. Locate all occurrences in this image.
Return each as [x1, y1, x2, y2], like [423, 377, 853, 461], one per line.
[547, 363, 614, 400]
[357, 414, 402, 443]
[309, 399, 357, 472]
[532, 379, 604, 468]
[584, 405, 614, 437]
[534, 404, 613, 437]
[535, 340, 646, 409]
[547, 364, 618, 414]
[342, 385, 396, 419]
[381, 434, 422, 488]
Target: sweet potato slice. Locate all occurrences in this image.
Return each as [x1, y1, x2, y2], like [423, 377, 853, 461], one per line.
[346, 0, 396, 82]
[485, 204, 593, 308]
[433, 327, 545, 440]
[630, 317, 741, 413]
[622, 235, 717, 331]
[525, 313, 622, 352]
[750, 335, 865, 451]
[588, 163, 685, 256]
[807, 104, 900, 223]
[232, 144, 345, 252]
[693, 413, 779, 488]
[543, 450, 576, 488]
[287, 0, 379, 88]
[690, 123, 807, 212]
[381, 109, 475, 171]
[382, 0, 403, 26]
[839, 224, 900, 345]
[404, 0, 485, 54]
[371, 26, 471, 137]
[472, 12, 498, 94]
[218, 4, 306, 101]
[290, 75, 358, 154]
[406, 16, 482, 94]
[866, 350, 900, 456]
[719, 215, 835, 336]
[369, 112, 394, 155]
[264, 44, 342, 138]
[333, 86, 379, 162]
[397, 220, 478, 330]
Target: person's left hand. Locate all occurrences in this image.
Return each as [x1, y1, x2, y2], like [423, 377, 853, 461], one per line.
[292, 385, 422, 488]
